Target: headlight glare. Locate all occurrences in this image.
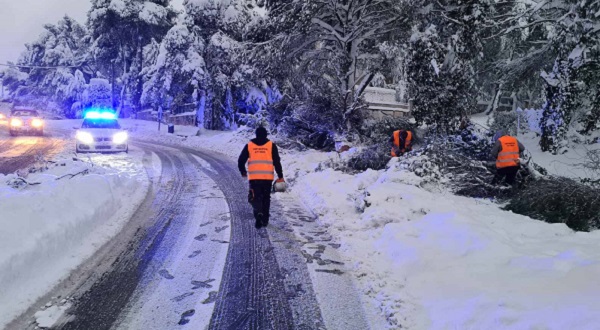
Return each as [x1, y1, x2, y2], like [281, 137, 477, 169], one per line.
[10, 118, 23, 127]
[76, 131, 94, 144]
[31, 119, 44, 128]
[113, 132, 128, 144]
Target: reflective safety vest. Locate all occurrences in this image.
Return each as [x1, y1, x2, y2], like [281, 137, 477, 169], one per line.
[496, 136, 520, 168]
[248, 141, 275, 180]
[391, 130, 413, 157]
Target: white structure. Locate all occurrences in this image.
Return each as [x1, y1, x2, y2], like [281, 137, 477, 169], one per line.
[363, 87, 411, 119]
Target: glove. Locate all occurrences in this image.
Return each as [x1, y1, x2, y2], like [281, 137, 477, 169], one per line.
[276, 178, 285, 183]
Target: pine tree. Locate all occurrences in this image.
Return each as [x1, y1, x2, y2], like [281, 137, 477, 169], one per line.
[183, 0, 261, 129]
[7, 16, 91, 115]
[539, 0, 600, 151]
[406, 0, 488, 132]
[142, 24, 207, 120]
[87, 0, 177, 115]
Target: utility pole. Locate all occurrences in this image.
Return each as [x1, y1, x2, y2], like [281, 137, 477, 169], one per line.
[111, 60, 116, 109]
[158, 105, 163, 132]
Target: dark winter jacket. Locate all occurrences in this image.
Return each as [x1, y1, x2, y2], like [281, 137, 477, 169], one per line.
[238, 137, 284, 180]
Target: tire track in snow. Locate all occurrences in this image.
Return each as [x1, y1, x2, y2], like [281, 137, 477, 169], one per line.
[147, 142, 327, 330]
[56, 148, 190, 330]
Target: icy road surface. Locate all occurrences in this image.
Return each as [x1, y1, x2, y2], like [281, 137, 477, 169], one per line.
[0, 125, 67, 174]
[7, 123, 369, 330]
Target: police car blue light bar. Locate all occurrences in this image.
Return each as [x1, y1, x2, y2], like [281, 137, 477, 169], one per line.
[84, 110, 116, 120]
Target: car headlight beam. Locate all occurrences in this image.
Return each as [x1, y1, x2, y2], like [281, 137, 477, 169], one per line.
[31, 119, 44, 128]
[76, 131, 94, 144]
[113, 132, 128, 144]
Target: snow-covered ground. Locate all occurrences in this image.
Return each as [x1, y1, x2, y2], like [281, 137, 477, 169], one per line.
[120, 119, 600, 329]
[0, 127, 151, 328]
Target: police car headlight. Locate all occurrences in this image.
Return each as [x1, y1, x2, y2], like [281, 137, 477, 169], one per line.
[113, 132, 128, 144]
[76, 131, 94, 144]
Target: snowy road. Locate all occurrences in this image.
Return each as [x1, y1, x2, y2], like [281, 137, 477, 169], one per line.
[8, 129, 369, 330]
[0, 125, 67, 174]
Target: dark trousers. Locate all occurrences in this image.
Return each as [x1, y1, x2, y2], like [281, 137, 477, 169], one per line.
[493, 166, 519, 185]
[249, 180, 272, 224]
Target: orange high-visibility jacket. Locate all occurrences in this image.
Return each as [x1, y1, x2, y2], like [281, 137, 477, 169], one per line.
[391, 130, 413, 157]
[496, 136, 520, 168]
[248, 141, 275, 180]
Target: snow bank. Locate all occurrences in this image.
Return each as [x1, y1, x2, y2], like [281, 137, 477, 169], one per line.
[108, 119, 600, 329]
[298, 162, 600, 329]
[0, 151, 149, 327]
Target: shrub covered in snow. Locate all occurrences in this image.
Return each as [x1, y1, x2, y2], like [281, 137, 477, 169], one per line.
[359, 117, 415, 145]
[399, 133, 516, 198]
[270, 97, 338, 151]
[505, 177, 600, 232]
[346, 143, 391, 172]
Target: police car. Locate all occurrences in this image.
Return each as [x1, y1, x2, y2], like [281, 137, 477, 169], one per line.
[75, 111, 128, 153]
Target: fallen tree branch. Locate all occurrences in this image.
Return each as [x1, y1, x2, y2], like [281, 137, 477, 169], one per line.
[56, 169, 90, 180]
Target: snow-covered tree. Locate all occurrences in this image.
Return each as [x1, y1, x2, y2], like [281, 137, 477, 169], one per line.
[142, 24, 207, 123]
[87, 0, 177, 115]
[406, 0, 489, 132]
[535, 0, 600, 151]
[85, 78, 112, 108]
[249, 0, 410, 137]
[182, 0, 263, 129]
[478, 0, 600, 150]
[6, 16, 92, 116]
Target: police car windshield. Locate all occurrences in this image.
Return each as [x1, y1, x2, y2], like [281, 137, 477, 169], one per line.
[82, 119, 121, 129]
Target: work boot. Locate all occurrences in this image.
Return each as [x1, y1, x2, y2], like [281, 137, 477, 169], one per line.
[255, 213, 265, 229]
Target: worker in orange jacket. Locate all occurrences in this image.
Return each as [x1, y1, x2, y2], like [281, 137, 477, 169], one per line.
[390, 129, 413, 157]
[491, 130, 526, 185]
[238, 126, 285, 229]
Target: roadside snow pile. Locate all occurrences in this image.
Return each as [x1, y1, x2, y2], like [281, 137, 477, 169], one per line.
[33, 302, 72, 329]
[0, 154, 149, 328]
[293, 158, 600, 329]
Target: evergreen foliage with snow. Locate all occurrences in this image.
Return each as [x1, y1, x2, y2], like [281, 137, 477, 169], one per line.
[87, 0, 178, 116]
[407, 0, 488, 131]
[7, 16, 91, 117]
[1, 0, 600, 143]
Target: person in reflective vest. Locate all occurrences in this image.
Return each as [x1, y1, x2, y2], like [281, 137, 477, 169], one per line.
[491, 130, 525, 185]
[238, 126, 284, 229]
[390, 130, 413, 157]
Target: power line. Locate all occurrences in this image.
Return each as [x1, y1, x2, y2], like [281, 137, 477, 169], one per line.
[0, 63, 83, 69]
